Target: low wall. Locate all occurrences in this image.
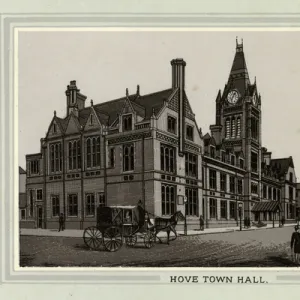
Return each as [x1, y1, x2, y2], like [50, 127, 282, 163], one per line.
[19, 220, 36, 229]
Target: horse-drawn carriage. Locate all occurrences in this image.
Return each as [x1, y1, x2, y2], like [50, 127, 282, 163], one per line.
[83, 205, 185, 252]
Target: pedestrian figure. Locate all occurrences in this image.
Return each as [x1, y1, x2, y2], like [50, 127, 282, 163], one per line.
[199, 215, 204, 231]
[290, 225, 300, 264]
[281, 216, 285, 227]
[58, 213, 65, 232]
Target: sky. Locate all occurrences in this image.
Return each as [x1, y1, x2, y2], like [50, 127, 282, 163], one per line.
[18, 30, 300, 179]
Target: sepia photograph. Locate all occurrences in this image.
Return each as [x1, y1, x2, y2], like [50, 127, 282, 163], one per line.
[18, 29, 300, 268]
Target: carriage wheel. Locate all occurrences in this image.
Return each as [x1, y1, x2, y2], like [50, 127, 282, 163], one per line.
[83, 226, 102, 250]
[103, 227, 123, 252]
[144, 232, 155, 249]
[125, 235, 137, 247]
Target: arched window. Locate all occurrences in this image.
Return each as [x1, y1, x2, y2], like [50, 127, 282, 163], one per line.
[161, 184, 176, 216]
[68, 140, 81, 170]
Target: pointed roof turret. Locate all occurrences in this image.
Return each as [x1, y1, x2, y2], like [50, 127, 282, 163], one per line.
[227, 38, 250, 97]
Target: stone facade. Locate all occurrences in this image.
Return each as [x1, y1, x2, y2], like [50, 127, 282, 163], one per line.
[24, 42, 297, 230]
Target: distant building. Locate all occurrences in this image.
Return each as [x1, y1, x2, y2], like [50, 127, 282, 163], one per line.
[24, 41, 297, 230]
[19, 166, 27, 222]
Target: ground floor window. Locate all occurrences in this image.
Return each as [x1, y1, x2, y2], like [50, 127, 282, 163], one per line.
[20, 209, 26, 220]
[185, 187, 198, 216]
[220, 200, 227, 219]
[98, 192, 106, 207]
[209, 198, 217, 219]
[68, 194, 78, 217]
[229, 201, 236, 219]
[51, 195, 60, 217]
[263, 212, 267, 221]
[162, 184, 176, 215]
[86, 193, 95, 216]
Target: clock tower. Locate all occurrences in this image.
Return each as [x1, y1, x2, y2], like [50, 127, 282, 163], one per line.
[210, 39, 262, 218]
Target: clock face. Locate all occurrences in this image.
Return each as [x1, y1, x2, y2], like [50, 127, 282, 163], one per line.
[227, 90, 239, 104]
[252, 95, 257, 106]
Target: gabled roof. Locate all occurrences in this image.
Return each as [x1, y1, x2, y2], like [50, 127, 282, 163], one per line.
[270, 157, 294, 177]
[19, 166, 26, 174]
[134, 88, 173, 119]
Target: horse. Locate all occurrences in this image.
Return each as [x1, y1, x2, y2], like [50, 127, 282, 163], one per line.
[149, 211, 185, 245]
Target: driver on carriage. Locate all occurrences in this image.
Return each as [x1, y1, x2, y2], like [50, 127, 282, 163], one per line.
[135, 200, 154, 230]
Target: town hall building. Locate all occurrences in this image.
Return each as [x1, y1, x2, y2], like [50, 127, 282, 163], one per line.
[23, 40, 297, 230]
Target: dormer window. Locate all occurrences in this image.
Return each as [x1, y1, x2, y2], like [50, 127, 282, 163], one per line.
[167, 116, 176, 134]
[122, 114, 132, 132]
[186, 125, 194, 141]
[210, 146, 215, 158]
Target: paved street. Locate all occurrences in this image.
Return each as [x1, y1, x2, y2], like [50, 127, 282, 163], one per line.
[19, 226, 299, 267]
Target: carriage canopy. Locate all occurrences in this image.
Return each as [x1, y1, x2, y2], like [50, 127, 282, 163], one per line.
[96, 205, 145, 227]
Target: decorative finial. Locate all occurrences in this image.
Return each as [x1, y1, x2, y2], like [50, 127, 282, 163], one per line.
[137, 85, 140, 96]
[254, 76, 256, 84]
[152, 107, 155, 116]
[54, 110, 56, 116]
[126, 88, 129, 97]
[236, 36, 238, 46]
[91, 99, 93, 106]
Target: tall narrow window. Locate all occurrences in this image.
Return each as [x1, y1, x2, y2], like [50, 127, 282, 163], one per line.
[30, 160, 39, 175]
[185, 187, 198, 216]
[229, 202, 236, 219]
[236, 117, 241, 137]
[122, 114, 132, 131]
[186, 125, 194, 141]
[225, 118, 230, 139]
[123, 144, 134, 172]
[220, 173, 227, 192]
[209, 169, 216, 189]
[36, 189, 43, 201]
[231, 118, 236, 138]
[277, 189, 281, 200]
[238, 179, 243, 194]
[51, 195, 60, 217]
[263, 185, 267, 198]
[167, 116, 176, 134]
[161, 184, 175, 215]
[289, 172, 293, 182]
[109, 148, 115, 168]
[53, 123, 57, 133]
[268, 187, 272, 200]
[239, 158, 244, 169]
[86, 194, 95, 216]
[49, 142, 62, 173]
[251, 151, 258, 172]
[289, 186, 294, 200]
[230, 176, 235, 193]
[210, 146, 215, 158]
[68, 194, 78, 217]
[29, 190, 34, 217]
[230, 155, 235, 166]
[86, 137, 100, 168]
[221, 151, 226, 162]
[273, 188, 277, 201]
[209, 198, 217, 219]
[160, 144, 176, 173]
[185, 152, 197, 178]
[220, 201, 227, 219]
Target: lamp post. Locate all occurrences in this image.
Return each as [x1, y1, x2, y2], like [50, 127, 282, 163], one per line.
[238, 202, 242, 231]
[184, 196, 187, 236]
[272, 210, 275, 228]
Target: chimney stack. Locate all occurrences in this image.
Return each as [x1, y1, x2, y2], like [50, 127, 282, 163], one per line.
[171, 58, 186, 89]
